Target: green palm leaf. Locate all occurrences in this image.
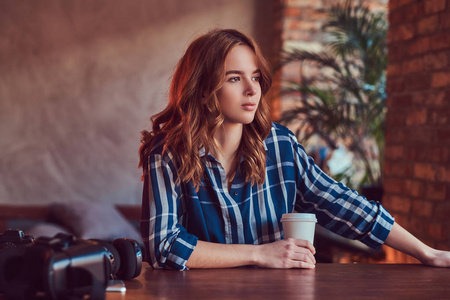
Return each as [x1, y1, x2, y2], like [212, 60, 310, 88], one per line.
[279, 0, 387, 189]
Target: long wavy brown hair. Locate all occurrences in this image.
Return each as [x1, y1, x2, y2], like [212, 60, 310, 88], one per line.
[139, 29, 273, 189]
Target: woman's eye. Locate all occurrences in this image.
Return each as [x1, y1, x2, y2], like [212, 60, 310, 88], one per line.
[253, 76, 261, 81]
[229, 77, 240, 82]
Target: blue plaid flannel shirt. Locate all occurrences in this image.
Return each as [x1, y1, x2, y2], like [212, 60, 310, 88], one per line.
[141, 122, 394, 270]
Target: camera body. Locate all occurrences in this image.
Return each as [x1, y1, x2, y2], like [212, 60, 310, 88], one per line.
[0, 230, 142, 300]
[0, 229, 34, 249]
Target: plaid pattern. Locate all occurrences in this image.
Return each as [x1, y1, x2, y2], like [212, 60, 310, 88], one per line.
[141, 122, 394, 270]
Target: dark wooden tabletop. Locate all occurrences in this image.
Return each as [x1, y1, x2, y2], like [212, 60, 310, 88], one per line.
[104, 263, 450, 300]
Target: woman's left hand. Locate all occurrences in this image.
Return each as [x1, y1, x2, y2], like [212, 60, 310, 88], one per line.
[421, 249, 450, 267]
[385, 222, 450, 268]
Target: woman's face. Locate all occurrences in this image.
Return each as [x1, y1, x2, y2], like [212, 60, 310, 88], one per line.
[217, 45, 262, 126]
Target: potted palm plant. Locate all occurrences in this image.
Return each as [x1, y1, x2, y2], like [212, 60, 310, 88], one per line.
[280, 0, 387, 200]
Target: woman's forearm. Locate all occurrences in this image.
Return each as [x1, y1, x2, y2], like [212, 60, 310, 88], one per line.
[383, 222, 450, 266]
[384, 222, 432, 262]
[185, 239, 316, 269]
[185, 240, 258, 268]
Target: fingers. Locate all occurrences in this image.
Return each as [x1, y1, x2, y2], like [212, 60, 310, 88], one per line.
[287, 245, 316, 265]
[257, 239, 317, 269]
[298, 261, 316, 269]
[291, 248, 316, 265]
[289, 238, 316, 255]
[283, 238, 316, 269]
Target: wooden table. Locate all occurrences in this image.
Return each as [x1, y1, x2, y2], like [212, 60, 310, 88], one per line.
[105, 263, 450, 300]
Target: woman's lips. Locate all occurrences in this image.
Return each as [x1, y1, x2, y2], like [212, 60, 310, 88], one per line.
[241, 102, 257, 111]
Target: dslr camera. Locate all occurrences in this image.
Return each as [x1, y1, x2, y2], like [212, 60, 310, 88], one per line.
[0, 229, 142, 300]
[0, 229, 34, 249]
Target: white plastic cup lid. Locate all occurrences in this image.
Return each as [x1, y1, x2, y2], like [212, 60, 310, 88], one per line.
[281, 213, 317, 222]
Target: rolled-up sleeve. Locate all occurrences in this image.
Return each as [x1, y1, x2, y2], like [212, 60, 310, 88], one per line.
[140, 150, 198, 270]
[291, 134, 394, 249]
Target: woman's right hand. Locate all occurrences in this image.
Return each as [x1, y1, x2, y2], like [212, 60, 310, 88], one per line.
[254, 238, 316, 269]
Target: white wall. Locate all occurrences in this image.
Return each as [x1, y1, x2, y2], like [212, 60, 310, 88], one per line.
[0, 0, 278, 205]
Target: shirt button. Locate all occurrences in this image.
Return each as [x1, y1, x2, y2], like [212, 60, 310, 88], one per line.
[234, 191, 238, 196]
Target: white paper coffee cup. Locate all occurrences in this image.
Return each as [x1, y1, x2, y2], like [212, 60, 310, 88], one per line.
[281, 213, 317, 245]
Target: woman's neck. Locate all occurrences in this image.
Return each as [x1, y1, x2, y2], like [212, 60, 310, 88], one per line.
[211, 123, 243, 181]
[214, 123, 242, 155]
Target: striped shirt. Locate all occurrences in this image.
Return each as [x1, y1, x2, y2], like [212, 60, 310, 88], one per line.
[140, 122, 394, 270]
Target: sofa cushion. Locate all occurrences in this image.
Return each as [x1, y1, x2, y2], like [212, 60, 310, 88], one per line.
[26, 222, 71, 238]
[49, 201, 142, 243]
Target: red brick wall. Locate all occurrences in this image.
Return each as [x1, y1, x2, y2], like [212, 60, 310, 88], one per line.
[384, 0, 450, 262]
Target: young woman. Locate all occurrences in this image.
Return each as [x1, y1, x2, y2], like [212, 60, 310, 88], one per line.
[139, 29, 450, 270]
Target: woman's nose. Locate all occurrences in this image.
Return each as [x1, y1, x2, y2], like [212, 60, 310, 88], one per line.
[246, 88, 257, 96]
[245, 80, 258, 96]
